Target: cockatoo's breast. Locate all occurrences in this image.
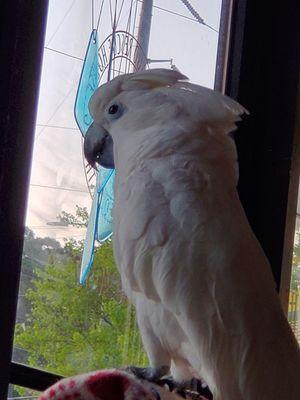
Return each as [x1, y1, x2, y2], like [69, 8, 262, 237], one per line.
[112, 144, 233, 306]
[112, 137, 279, 327]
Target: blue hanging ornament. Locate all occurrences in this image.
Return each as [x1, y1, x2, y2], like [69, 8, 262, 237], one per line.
[74, 29, 115, 284]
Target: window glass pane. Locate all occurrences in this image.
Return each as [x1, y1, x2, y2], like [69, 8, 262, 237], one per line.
[8, 385, 40, 400]
[288, 206, 300, 345]
[14, 0, 223, 377]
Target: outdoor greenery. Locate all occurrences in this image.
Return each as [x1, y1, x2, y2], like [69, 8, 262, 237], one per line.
[291, 231, 300, 291]
[14, 214, 147, 379]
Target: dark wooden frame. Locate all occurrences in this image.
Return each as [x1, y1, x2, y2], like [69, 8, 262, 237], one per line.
[215, 0, 300, 309]
[0, 1, 51, 398]
[225, 0, 300, 296]
[0, 0, 299, 397]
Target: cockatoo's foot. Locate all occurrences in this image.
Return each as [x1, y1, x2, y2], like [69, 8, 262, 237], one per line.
[160, 377, 212, 400]
[189, 379, 212, 400]
[125, 365, 170, 383]
[124, 368, 211, 400]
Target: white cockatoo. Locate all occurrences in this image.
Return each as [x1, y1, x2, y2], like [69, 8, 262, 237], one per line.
[84, 69, 300, 400]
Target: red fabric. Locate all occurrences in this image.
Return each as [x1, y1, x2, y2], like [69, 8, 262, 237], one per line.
[86, 371, 131, 400]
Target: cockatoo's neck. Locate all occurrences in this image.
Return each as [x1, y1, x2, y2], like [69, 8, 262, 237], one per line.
[113, 122, 239, 191]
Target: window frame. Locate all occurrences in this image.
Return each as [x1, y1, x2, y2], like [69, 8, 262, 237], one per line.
[0, 0, 299, 396]
[0, 1, 53, 397]
[225, 0, 300, 295]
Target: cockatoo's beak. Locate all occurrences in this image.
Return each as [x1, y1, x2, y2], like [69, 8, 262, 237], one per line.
[84, 122, 115, 169]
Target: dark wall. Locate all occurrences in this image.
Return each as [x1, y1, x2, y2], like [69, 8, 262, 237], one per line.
[226, 0, 300, 289]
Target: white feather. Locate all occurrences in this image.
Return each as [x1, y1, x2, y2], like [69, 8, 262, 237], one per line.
[89, 69, 300, 400]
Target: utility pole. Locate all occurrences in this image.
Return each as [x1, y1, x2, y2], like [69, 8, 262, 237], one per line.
[134, 0, 153, 71]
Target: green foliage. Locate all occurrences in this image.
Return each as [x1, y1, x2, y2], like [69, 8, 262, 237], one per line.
[16, 228, 69, 365]
[59, 206, 89, 228]
[15, 240, 147, 377]
[291, 231, 300, 291]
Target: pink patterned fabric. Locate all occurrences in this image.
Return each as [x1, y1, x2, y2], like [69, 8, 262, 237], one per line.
[38, 369, 209, 400]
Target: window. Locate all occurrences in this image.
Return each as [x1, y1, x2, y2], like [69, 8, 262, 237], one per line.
[288, 213, 300, 344]
[14, 0, 223, 378]
[1, 1, 299, 398]
[8, 385, 40, 400]
[1, 1, 225, 396]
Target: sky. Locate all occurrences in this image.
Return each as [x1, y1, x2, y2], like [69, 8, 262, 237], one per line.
[26, 0, 222, 243]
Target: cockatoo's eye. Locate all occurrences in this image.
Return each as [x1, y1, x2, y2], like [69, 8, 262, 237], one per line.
[108, 104, 119, 114]
[107, 102, 123, 120]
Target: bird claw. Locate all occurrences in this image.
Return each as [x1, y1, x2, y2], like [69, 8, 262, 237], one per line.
[157, 377, 175, 391]
[124, 368, 212, 400]
[124, 366, 171, 400]
[150, 387, 162, 400]
[124, 365, 170, 383]
[159, 377, 212, 400]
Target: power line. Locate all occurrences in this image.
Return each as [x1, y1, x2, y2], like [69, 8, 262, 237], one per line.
[28, 226, 70, 230]
[46, 0, 77, 46]
[117, 0, 126, 26]
[26, 227, 86, 236]
[133, 0, 139, 37]
[25, 230, 85, 238]
[44, 46, 84, 61]
[109, 0, 114, 27]
[36, 124, 78, 131]
[55, 234, 85, 239]
[180, 0, 218, 32]
[92, 0, 95, 30]
[30, 183, 89, 193]
[152, 3, 197, 22]
[96, 0, 106, 32]
[180, 0, 204, 23]
[139, 1, 218, 33]
[36, 81, 78, 140]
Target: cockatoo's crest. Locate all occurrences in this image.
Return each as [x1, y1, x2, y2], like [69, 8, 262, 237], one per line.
[89, 69, 188, 117]
[122, 69, 188, 90]
[88, 68, 248, 135]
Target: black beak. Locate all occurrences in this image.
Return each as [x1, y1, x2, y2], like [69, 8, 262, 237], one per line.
[84, 122, 115, 169]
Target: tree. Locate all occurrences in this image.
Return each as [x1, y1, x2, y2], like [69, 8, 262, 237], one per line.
[15, 239, 147, 377]
[291, 231, 300, 291]
[14, 228, 67, 365]
[59, 205, 89, 228]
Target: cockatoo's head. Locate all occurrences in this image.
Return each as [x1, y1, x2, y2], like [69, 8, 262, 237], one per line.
[84, 69, 188, 169]
[84, 69, 246, 171]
